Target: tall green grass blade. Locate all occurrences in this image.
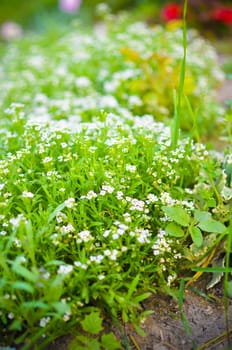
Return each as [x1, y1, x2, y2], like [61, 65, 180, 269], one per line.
[184, 95, 201, 143]
[171, 0, 188, 148]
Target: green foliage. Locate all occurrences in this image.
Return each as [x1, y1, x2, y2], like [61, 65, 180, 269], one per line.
[0, 14, 225, 138]
[162, 206, 190, 226]
[0, 7, 231, 350]
[80, 311, 103, 334]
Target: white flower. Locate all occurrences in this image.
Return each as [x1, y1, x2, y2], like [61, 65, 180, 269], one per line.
[75, 76, 91, 88]
[89, 254, 104, 263]
[60, 224, 75, 234]
[110, 249, 118, 261]
[64, 197, 76, 208]
[86, 190, 97, 199]
[10, 214, 26, 228]
[39, 317, 51, 327]
[22, 191, 34, 198]
[98, 274, 105, 280]
[77, 230, 93, 243]
[125, 164, 137, 173]
[58, 264, 73, 275]
[42, 157, 53, 163]
[63, 312, 71, 322]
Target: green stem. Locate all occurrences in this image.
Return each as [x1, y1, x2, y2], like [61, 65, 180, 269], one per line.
[171, 0, 188, 149]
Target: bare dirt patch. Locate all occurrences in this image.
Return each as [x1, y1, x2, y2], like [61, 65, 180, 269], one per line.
[47, 278, 232, 350]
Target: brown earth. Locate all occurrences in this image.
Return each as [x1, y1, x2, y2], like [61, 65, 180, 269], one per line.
[47, 278, 232, 350]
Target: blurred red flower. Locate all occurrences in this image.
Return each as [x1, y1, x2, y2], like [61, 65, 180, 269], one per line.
[161, 3, 182, 22]
[211, 6, 232, 24]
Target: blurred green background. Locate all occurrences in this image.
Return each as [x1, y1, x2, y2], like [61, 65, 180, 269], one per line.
[0, 0, 232, 37]
[0, 0, 164, 27]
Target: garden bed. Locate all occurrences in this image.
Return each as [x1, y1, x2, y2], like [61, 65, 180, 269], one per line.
[0, 10, 232, 350]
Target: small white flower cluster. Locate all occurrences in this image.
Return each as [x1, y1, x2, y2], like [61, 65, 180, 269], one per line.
[135, 228, 151, 244]
[9, 214, 27, 229]
[100, 184, 115, 196]
[60, 223, 75, 235]
[39, 316, 51, 328]
[57, 264, 73, 275]
[64, 197, 76, 208]
[74, 261, 88, 270]
[76, 230, 93, 243]
[152, 229, 172, 256]
[152, 229, 182, 272]
[22, 191, 34, 198]
[125, 164, 137, 173]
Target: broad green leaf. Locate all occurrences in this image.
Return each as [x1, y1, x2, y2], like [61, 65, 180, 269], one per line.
[194, 210, 211, 223]
[70, 335, 100, 350]
[101, 332, 122, 350]
[12, 281, 34, 294]
[165, 222, 184, 237]
[162, 206, 190, 226]
[80, 312, 103, 334]
[189, 226, 203, 248]
[197, 220, 226, 234]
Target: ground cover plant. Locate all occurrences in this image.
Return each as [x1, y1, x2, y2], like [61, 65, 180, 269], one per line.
[0, 12, 225, 137]
[0, 7, 232, 350]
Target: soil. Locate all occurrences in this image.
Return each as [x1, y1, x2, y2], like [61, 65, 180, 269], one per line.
[47, 278, 232, 350]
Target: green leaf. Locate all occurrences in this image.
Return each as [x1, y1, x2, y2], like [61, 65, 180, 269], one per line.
[207, 198, 216, 208]
[197, 220, 226, 233]
[9, 319, 22, 331]
[12, 262, 37, 283]
[162, 206, 190, 226]
[189, 226, 203, 248]
[133, 292, 151, 304]
[12, 281, 34, 294]
[48, 202, 67, 223]
[80, 312, 103, 335]
[194, 210, 211, 223]
[101, 332, 122, 350]
[22, 301, 50, 310]
[165, 222, 185, 237]
[70, 335, 101, 350]
[127, 274, 140, 299]
[51, 301, 70, 314]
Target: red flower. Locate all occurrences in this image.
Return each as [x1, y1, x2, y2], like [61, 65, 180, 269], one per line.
[161, 3, 182, 22]
[211, 6, 232, 24]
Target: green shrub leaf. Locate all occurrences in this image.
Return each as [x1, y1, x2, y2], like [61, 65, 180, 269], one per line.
[189, 226, 203, 248]
[194, 210, 211, 223]
[162, 206, 190, 226]
[80, 311, 103, 334]
[12, 281, 34, 294]
[101, 332, 123, 350]
[197, 220, 226, 233]
[165, 222, 185, 237]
